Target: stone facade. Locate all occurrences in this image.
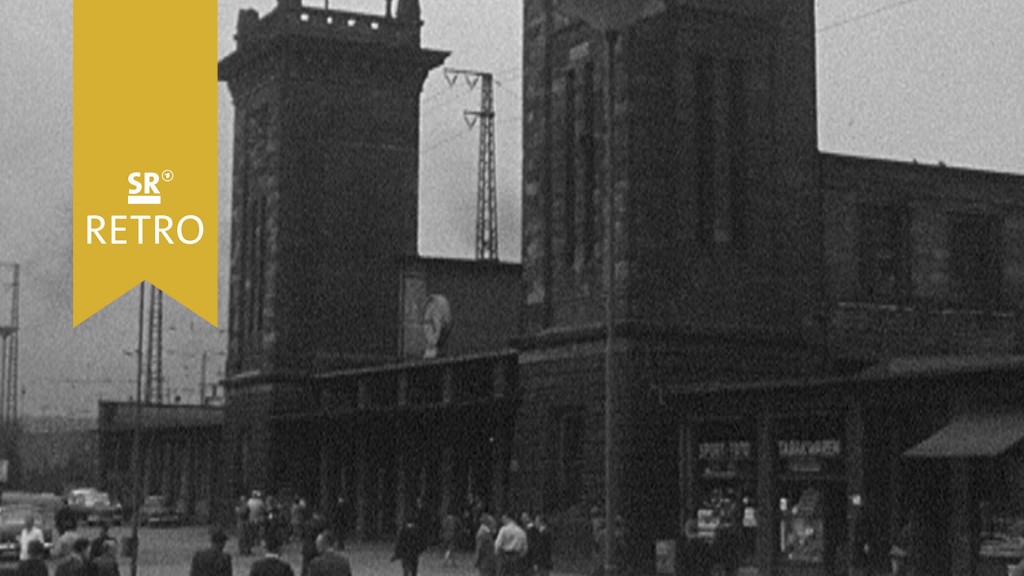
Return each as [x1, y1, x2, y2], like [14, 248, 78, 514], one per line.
[516, 1, 1024, 573]
[207, 0, 1024, 573]
[220, 0, 447, 376]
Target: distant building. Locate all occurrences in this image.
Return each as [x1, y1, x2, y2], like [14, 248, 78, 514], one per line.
[97, 402, 222, 523]
[97, 1, 1024, 574]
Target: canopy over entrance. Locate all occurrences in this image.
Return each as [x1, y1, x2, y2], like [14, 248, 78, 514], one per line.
[904, 411, 1024, 458]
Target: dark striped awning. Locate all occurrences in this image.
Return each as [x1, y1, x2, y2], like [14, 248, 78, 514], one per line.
[904, 412, 1024, 458]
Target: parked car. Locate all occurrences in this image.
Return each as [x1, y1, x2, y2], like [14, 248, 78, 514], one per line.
[67, 488, 123, 526]
[0, 504, 54, 560]
[138, 495, 180, 527]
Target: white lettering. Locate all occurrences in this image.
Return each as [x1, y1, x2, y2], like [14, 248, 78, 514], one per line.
[130, 215, 151, 244]
[144, 172, 161, 195]
[110, 216, 126, 245]
[127, 172, 143, 194]
[177, 215, 203, 245]
[87, 216, 106, 245]
[154, 216, 174, 244]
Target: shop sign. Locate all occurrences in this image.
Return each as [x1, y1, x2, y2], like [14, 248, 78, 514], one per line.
[777, 439, 841, 459]
[699, 441, 753, 461]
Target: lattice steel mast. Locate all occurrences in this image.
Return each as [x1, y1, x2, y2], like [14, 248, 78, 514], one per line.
[0, 263, 19, 424]
[445, 68, 498, 260]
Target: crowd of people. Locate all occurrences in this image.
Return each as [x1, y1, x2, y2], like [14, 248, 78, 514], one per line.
[220, 491, 555, 576]
[12, 492, 558, 576]
[14, 508, 120, 576]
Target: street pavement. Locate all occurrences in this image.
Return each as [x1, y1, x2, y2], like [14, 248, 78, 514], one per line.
[1, 525, 578, 576]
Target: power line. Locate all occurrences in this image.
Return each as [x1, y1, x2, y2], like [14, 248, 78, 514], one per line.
[817, 0, 927, 33]
[422, 129, 473, 155]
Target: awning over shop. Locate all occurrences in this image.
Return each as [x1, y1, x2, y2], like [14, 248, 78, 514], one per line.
[904, 412, 1024, 458]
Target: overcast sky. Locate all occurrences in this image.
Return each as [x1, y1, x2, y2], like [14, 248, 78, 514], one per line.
[0, 0, 1022, 418]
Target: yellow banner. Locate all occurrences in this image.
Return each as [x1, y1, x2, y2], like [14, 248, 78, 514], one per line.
[73, 1, 217, 327]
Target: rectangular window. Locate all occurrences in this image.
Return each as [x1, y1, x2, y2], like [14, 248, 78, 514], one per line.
[558, 408, 585, 505]
[564, 70, 577, 265]
[694, 55, 715, 245]
[255, 196, 267, 333]
[727, 59, 748, 249]
[582, 62, 597, 262]
[949, 213, 1002, 307]
[857, 205, 910, 302]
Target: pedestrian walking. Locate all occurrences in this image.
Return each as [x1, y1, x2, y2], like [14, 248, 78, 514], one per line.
[441, 512, 460, 566]
[531, 515, 552, 576]
[331, 497, 353, 546]
[291, 498, 309, 542]
[90, 541, 121, 576]
[474, 514, 497, 576]
[18, 514, 45, 562]
[88, 522, 117, 561]
[520, 513, 537, 576]
[237, 495, 253, 556]
[393, 519, 426, 576]
[16, 540, 49, 576]
[248, 491, 268, 550]
[249, 532, 295, 576]
[54, 537, 90, 576]
[890, 519, 915, 576]
[301, 513, 328, 576]
[55, 500, 76, 536]
[190, 528, 232, 576]
[307, 530, 353, 576]
[494, 513, 528, 576]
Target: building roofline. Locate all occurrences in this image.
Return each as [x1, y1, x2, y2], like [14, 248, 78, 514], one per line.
[400, 254, 523, 271]
[820, 151, 1024, 185]
[314, 349, 519, 380]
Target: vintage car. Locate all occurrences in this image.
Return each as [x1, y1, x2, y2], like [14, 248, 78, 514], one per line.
[0, 504, 54, 560]
[67, 488, 124, 526]
[138, 495, 180, 527]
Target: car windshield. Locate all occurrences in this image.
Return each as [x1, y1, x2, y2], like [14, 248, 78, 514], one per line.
[86, 493, 111, 506]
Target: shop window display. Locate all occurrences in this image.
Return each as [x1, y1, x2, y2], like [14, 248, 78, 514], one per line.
[779, 486, 825, 563]
[686, 429, 758, 573]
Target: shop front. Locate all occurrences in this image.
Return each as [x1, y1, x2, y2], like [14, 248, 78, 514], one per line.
[676, 369, 1024, 576]
[679, 405, 853, 576]
[904, 410, 1024, 576]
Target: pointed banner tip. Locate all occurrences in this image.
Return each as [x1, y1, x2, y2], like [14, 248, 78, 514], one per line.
[73, 1, 217, 330]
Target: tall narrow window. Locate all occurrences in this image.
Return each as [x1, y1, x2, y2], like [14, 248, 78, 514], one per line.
[582, 62, 597, 262]
[857, 205, 910, 302]
[694, 55, 715, 245]
[727, 59, 748, 249]
[564, 69, 577, 265]
[558, 408, 585, 504]
[949, 213, 1002, 307]
[255, 196, 267, 333]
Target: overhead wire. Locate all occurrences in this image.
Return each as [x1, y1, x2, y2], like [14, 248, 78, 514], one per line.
[817, 0, 927, 33]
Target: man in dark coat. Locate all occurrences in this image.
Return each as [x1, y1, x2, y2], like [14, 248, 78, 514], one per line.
[301, 513, 328, 576]
[249, 532, 295, 576]
[91, 541, 121, 576]
[307, 531, 352, 576]
[190, 528, 232, 576]
[393, 520, 425, 576]
[54, 538, 90, 576]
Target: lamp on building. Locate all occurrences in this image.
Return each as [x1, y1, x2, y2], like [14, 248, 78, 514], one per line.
[550, 2, 666, 576]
